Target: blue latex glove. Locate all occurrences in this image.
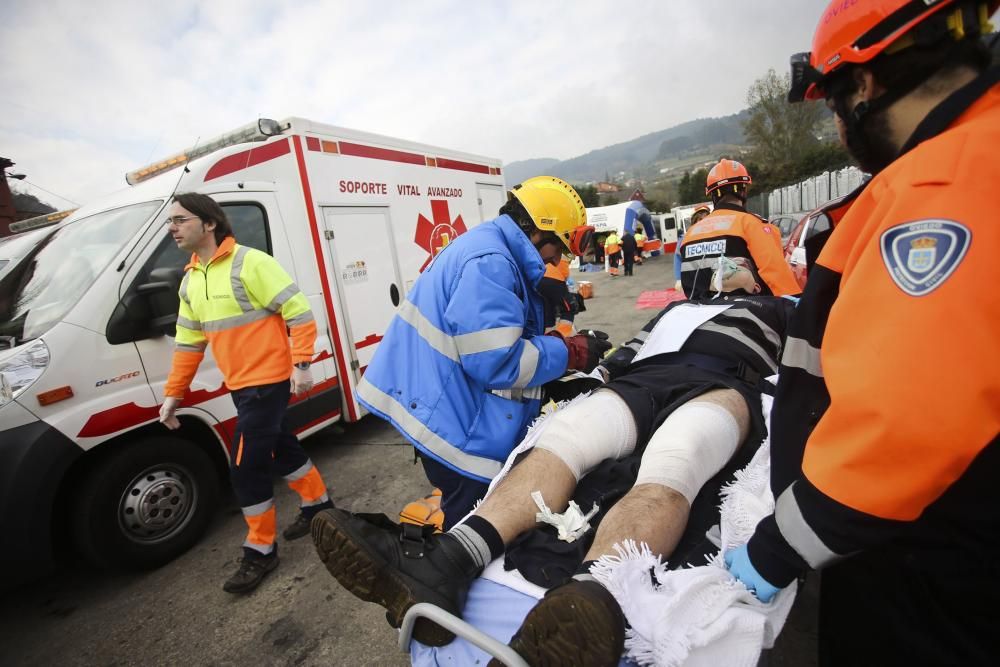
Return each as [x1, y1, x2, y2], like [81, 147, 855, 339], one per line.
[724, 544, 781, 603]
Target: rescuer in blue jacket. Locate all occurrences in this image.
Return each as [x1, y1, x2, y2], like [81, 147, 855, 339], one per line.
[356, 176, 610, 527]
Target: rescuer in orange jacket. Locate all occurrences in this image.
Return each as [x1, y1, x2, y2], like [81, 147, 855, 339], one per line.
[678, 160, 799, 299]
[724, 2, 1000, 663]
[158, 192, 334, 595]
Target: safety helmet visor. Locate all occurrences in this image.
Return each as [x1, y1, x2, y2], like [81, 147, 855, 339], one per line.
[788, 51, 828, 102]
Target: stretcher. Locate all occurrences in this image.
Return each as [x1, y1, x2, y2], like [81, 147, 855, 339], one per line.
[400, 387, 794, 667]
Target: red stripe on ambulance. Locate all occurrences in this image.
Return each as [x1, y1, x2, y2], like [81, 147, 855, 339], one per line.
[204, 139, 291, 182]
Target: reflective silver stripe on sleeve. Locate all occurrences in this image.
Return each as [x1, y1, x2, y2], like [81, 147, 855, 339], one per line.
[492, 387, 544, 401]
[782, 337, 824, 377]
[230, 246, 253, 313]
[179, 272, 192, 306]
[624, 341, 643, 353]
[454, 326, 523, 356]
[286, 311, 316, 327]
[397, 301, 459, 361]
[282, 461, 314, 482]
[176, 316, 202, 331]
[720, 308, 782, 349]
[634, 330, 650, 342]
[267, 283, 301, 312]
[242, 498, 275, 517]
[512, 340, 540, 389]
[698, 321, 778, 373]
[201, 308, 275, 332]
[176, 342, 207, 353]
[774, 484, 841, 569]
[397, 300, 525, 362]
[357, 376, 502, 480]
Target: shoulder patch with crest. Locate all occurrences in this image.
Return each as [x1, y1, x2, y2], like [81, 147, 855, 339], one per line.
[879, 219, 970, 296]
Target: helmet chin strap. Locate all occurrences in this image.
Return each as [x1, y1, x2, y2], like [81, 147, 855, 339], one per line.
[833, 62, 939, 174]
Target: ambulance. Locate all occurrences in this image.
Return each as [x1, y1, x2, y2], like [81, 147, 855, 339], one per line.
[0, 117, 507, 586]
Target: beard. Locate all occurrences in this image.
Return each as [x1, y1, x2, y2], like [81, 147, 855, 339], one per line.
[844, 108, 899, 175]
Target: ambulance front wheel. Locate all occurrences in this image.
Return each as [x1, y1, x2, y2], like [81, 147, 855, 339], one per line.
[72, 437, 219, 570]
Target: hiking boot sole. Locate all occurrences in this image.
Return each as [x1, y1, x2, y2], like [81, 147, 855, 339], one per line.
[311, 509, 456, 646]
[490, 581, 624, 667]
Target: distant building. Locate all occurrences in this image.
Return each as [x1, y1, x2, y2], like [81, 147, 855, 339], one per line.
[629, 189, 646, 202]
[596, 182, 620, 193]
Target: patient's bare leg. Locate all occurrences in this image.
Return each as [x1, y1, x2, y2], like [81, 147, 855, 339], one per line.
[474, 447, 576, 544]
[584, 388, 750, 562]
[471, 388, 638, 545]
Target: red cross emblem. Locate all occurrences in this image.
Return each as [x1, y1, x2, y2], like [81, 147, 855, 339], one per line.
[415, 200, 467, 271]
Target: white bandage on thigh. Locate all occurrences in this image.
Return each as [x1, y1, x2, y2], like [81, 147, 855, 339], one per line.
[635, 400, 742, 504]
[535, 389, 638, 480]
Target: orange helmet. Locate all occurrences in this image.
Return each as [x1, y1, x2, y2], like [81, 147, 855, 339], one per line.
[789, 0, 999, 102]
[705, 160, 751, 196]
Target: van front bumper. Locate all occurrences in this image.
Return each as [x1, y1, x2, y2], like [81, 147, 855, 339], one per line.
[0, 418, 81, 590]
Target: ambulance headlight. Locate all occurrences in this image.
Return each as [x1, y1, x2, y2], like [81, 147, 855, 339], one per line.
[0, 340, 50, 407]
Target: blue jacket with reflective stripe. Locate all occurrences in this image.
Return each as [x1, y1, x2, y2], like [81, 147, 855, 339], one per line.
[357, 215, 569, 482]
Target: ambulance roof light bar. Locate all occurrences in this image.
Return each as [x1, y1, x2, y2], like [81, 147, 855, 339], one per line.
[125, 118, 287, 186]
[9, 208, 77, 234]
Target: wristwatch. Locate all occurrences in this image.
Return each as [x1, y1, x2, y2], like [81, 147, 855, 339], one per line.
[294, 361, 311, 370]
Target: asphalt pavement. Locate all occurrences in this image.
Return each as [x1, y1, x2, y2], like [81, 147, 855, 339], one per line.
[0, 251, 817, 666]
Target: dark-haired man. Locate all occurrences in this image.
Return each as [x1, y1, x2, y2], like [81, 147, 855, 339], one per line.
[158, 192, 334, 594]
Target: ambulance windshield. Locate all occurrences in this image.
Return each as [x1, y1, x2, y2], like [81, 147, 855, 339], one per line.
[0, 201, 161, 346]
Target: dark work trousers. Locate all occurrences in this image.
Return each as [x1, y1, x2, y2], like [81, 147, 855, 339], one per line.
[608, 252, 622, 273]
[817, 545, 1000, 666]
[420, 455, 490, 531]
[623, 253, 635, 276]
[230, 380, 310, 508]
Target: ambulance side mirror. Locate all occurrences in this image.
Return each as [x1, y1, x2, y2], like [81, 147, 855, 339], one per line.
[107, 268, 183, 344]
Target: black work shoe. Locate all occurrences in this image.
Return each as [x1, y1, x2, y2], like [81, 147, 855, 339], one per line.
[311, 508, 479, 646]
[284, 501, 334, 541]
[283, 513, 312, 541]
[491, 579, 626, 667]
[222, 551, 279, 594]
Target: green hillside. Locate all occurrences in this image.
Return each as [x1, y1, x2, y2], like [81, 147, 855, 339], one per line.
[504, 110, 750, 187]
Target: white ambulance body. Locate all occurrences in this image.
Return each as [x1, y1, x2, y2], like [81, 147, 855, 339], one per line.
[669, 202, 714, 241]
[0, 118, 506, 585]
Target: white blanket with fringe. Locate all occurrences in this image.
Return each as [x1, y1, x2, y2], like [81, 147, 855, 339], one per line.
[465, 389, 796, 666]
[590, 390, 797, 667]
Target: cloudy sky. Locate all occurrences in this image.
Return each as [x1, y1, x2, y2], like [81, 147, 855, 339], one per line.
[2, 0, 828, 209]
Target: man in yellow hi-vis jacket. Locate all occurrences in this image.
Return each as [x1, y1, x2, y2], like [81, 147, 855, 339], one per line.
[158, 192, 333, 594]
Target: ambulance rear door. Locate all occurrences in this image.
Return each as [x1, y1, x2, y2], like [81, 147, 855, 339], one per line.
[320, 206, 401, 389]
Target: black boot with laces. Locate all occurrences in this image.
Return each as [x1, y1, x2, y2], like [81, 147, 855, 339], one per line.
[311, 508, 480, 646]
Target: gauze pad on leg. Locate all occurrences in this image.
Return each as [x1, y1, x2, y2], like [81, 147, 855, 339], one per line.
[635, 401, 741, 504]
[536, 389, 638, 480]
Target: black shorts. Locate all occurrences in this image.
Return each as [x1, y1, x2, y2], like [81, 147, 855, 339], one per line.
[604, 362, 767, 450]
[604, 362, 769, 568]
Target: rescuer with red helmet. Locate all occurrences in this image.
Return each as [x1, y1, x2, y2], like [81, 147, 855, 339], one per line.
[677, 160, 799, 299]
[725, 1, 1000, 662]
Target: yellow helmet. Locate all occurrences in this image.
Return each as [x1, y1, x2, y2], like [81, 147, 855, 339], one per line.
[509, 176, 588, 254]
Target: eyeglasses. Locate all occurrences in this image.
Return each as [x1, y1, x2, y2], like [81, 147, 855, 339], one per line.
[164, 215, 201, 226]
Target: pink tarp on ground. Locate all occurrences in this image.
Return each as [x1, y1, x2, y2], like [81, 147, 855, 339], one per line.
[635, 289, 686, 309]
